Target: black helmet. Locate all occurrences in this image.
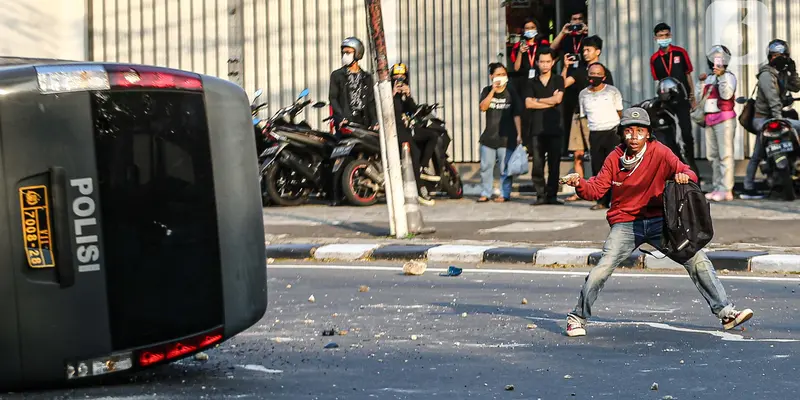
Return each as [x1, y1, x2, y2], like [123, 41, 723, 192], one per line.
[768, 39, 790, 58]
[657, 77, 687, 104]
[706, 45, 732, 70]
[341, 37, 365, 61]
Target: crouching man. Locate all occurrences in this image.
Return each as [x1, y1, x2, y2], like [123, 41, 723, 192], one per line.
[560, 107, 754, 337]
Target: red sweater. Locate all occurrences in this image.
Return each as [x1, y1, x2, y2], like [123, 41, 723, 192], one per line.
[576, 141, 697, 226]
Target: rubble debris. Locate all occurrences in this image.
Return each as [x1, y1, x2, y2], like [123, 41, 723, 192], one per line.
[359, 285, 370, 292]
[403, 260, 427, 276]
[338, 330, 349, 336]
[504, 385, 515, 391]
[194, 352, 209, 361]
[286, 284, 292, 289]
[651, 382, 658, 390]
[411, 335, 418, 340]
[662, 396, 674, 400]
[322, 329, 336, 336]
[324, 342, 339, 349]
[308, 295, 316, 303]
[526, 324, 538, 330]
[564, 375, 573, 379]
[461, 312, 468, 318]
[521, 298, 528, 305]
[722, 269, 730, 275]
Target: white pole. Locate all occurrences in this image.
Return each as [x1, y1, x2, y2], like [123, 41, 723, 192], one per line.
[375, 82, 408, 238]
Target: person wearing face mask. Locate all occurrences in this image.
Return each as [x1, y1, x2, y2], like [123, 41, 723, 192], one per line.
[562, 35, 614, 201]
[649, 23, 700, 179]
[577, 63, 623, 211]
[329, 37, 379, 136]
[696, 45, 737, 202]
[743, 39, 800, 199]
[511, 18, 550, 146]
[560, 107, 754, 338]
[478, 63, 523, 202]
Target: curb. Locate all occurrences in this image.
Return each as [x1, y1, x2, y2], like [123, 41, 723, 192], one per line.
[265, 243, 797, 272]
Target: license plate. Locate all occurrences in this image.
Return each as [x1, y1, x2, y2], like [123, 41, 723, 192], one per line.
[19, 185, 55, 268]
[766, 141, 793, 156]
[331, 144, 355, 158]
[264, 146, 279, 156]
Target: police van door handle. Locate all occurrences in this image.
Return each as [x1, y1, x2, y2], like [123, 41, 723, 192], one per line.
[49, 167, 76, 288]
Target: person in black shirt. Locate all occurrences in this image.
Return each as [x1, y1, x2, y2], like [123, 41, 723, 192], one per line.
[478, 63, 523, 202]
[510, 18, 551, 146]
[524, 47, 566, 205]
[561, 35, 614, 201]
[329, 37, 379, 135]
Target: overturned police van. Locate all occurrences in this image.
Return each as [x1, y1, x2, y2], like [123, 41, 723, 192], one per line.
[0, 57, 267, 389]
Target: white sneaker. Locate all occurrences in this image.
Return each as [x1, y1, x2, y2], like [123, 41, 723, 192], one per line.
[565, 314, 586, 337]
[721, 308, 754, 330]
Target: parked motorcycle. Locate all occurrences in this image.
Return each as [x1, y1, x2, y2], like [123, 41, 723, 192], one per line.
[634, 98, 687, 165]
[250, 89, 270, 157]
[407, 103, 463, 199]
[737, 96, 800, 201]
[331, 122, 385, 206]
[259, 88, 338, 206]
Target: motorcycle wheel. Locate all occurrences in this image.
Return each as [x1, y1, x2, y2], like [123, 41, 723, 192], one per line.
[342, 159, 380, 206]
[264, 163, 311, 206]
[778, 165, 796, 201]
[441, 162, 464, 199]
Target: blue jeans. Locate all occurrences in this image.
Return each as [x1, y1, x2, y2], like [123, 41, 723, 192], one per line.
[572, 217, 733, 320]
[479, 145, 512, 199]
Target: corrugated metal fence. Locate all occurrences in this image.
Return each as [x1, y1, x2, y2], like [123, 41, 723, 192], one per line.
[396, 0, 504, 162]
[590, 0, 800, 160]
[89, 0, 373, 138]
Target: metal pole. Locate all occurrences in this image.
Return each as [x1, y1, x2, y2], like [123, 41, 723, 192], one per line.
[366, 0, 409, 238]
[227, 0, 244, 87]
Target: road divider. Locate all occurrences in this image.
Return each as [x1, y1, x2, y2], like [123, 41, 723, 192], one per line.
[265, 242, 795, 272]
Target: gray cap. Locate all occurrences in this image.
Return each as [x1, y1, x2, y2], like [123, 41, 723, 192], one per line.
[619, 107, 651, 128]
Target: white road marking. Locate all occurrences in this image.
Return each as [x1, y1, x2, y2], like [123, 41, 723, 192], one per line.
[239, 365, 283, 374]
[527, 317, 800, 343]
[478, 221, 584, 233]
[268, 264, 800, 282]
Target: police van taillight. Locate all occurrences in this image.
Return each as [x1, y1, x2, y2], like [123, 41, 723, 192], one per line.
[35, 64, 202, 94]
[136, 328, 224, 367]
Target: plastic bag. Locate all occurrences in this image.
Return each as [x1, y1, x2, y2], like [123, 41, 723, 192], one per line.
[506, 144, 529, 176]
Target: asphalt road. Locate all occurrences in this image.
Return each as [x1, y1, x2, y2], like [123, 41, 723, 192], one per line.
[11, 263, 800, 399]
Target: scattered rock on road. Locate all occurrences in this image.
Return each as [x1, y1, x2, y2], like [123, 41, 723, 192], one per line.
[194, 352, 209, 361]
[564, 375, 573, 379]
[403, 260, 427, 276]
[504, 385, 515, 391]
[526, 324, 538, 330]
[359, 285, 370, 292]
[308, 294, 316, 303]
[651, 382, 658, 390]
[521, 298, 528, 305]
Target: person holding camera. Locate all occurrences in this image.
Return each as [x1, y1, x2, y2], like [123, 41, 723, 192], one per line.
[478, 63, 523, 203]
[696, 45, 737, 202]
[551, 10, 589, 64]
[562, 35, 614, 201]
[390, 63, 437, 205]
[743, 39, 800, 199]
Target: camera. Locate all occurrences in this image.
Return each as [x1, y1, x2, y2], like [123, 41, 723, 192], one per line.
[569, 24, 584, 33]
[567, 53, 580, 62]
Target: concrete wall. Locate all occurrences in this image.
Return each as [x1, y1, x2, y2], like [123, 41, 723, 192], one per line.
[0, 0, 88, 61]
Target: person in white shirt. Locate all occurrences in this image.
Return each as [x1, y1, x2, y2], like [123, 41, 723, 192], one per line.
[696, 45, 737, 202]
[578, 63, 624, 210]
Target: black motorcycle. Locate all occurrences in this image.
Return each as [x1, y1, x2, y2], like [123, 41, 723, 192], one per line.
[738, 96, 800, 200]
[634, 97, 688, 164]
[407, 103, 463, 199]
[331, 122, 385, 206]
[250, 89, 271, 157]
[259, 88, 337, 206]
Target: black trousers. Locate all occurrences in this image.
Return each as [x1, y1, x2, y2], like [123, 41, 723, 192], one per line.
[673, 101, 700, 178]
[413, 127, 439, 170]
[531, 135, 562, 200]
[589, 128, 622, 207]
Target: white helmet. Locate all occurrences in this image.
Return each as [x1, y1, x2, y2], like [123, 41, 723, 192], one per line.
[341, 37, 365, 61]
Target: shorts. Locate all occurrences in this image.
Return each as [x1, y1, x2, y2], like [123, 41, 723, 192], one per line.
[567, 114, 590, 152]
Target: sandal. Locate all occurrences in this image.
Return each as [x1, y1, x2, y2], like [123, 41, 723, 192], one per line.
[565, 194, 581, 202]
[477, 196, 490, 202]
[494, 197, 508, 203]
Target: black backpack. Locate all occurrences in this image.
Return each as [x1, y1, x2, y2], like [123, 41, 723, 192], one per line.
[659, 180, 714, 264]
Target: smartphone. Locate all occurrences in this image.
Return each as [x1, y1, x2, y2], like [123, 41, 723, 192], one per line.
[570, 24, 583, 32]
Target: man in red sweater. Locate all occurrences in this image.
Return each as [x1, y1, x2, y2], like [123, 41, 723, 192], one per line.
[560, 107, 753, 337]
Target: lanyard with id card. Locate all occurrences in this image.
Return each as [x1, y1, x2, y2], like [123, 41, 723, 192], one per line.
[527, 42, 538, 79]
